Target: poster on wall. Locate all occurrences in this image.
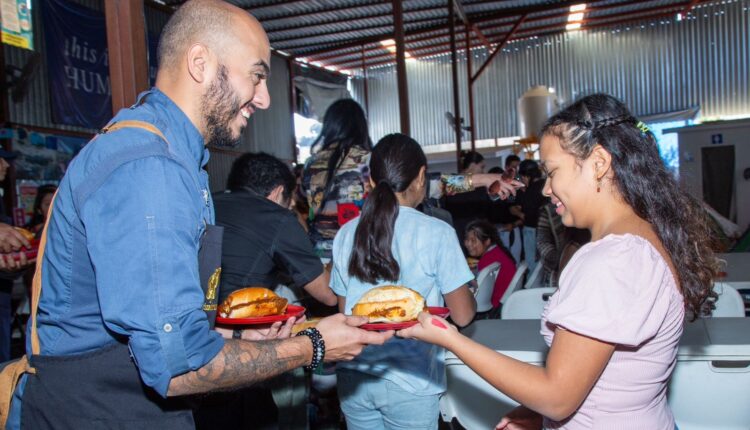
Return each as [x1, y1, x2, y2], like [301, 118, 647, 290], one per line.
[41, 0, 111, 129]
[1, 0, 33, 50]
[4, 127, 88, 181]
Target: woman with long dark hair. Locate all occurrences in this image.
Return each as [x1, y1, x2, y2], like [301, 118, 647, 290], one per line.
[399, 94, 718, 429]
[464, 220, 517, 310]
[302, 99, 373, 259]
[331, 134, 476, 430]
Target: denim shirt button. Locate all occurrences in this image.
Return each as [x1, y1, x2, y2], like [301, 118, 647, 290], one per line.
[163, 323, 173, 333]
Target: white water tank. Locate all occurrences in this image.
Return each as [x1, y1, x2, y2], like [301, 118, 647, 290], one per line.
[517, 86, 559, 139]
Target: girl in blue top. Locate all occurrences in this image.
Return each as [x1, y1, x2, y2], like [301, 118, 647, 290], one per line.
[331, 133, 477, 430]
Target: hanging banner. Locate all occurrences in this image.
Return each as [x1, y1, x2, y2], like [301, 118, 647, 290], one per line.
[1, 0, 33, 50]
[41, 0, 112, 129]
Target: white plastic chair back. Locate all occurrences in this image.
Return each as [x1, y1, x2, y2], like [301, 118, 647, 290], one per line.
[502, 287, 557, 319]
[441, 363, 523, 429]
[499, 261, 528, 306]
[711, 283, 745, 317]
[524, 262, 544, 289]
[474, 262, 500, 313]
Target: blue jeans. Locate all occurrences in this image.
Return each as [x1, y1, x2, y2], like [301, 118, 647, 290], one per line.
[337, 369, 439, 430]
[523, 226, 538, 273]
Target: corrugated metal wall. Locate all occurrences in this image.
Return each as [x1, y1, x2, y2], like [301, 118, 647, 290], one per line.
[2, 0, 293, 192]
[352, 0, 750, 146]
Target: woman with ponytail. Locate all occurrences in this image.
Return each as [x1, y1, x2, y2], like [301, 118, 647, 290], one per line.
[399, 94, 719, 429]
[331, 134, 477, 430]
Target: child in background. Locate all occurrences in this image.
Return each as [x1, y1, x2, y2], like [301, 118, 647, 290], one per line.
[464, 220, 517, 309]
[331, 133, 477, 430]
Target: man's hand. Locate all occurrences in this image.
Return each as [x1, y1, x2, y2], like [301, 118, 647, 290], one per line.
[0, 223, 30, 253]
[215, 316, 300, 341]
[474, 174, 525, 200]
[0, 251, 33, 271]
[0, 224, 34, 271]
[316, 313, 394, 362]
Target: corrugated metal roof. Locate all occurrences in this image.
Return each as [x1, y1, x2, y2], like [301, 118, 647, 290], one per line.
[351, 0, 749, 146]
[155, 0, 706, 68]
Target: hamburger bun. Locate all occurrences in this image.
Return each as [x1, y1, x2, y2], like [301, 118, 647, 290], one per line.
[218, 287, 288, 319]
[352, 286, 425, 323]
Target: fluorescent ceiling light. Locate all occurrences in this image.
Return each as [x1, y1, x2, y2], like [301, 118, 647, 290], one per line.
[566, 22, 582, 31]
[380, 39, 395, 47]
[568, 12, 584, 22]
[570, 4, 586, 12]
[325, 65, 338, 71]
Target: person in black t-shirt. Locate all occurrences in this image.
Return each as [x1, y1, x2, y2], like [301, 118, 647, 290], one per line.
[207, 153, 337, 430]
[214, 152, 337, 306]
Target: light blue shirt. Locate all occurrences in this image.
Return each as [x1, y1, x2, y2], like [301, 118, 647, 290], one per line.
[331, 206, 474, 395]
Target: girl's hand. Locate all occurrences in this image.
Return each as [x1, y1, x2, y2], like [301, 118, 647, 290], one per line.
[396, 311, 460, 349]
[496, 406, 543, 430]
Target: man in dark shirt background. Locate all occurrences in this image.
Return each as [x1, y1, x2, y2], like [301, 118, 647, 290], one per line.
[209, 152, 337, 430]
[214, 152, 336, 306]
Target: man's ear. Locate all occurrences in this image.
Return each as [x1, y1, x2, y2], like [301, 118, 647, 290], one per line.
[186, 43, 212, 84]
[267, 185, 285, 205]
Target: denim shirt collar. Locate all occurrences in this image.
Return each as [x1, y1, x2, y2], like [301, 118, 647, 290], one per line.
[135, 88, 211, 169]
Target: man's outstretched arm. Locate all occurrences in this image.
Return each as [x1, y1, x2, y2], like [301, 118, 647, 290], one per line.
[167, 337, 311, 396]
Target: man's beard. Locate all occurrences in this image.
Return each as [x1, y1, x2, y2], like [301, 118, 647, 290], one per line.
[202, 64, 245, 148]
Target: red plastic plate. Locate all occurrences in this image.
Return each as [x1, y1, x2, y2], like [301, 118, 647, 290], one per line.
[215, 304, 306, 326]
[359, 306, 450, 331]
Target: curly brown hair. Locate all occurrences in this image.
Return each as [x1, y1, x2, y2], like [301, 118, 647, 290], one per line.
[541, 93, 719, 318]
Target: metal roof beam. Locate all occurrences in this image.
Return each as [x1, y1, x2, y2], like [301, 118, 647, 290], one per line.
[296, 0, 665, 61]
[359, 1, 701, 69]
[270, 15, 444, 44]
[301, 0, 582, 59]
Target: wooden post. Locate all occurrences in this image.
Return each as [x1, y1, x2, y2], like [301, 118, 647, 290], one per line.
[361, 44, 369, 115]
[392, 0, 410, 135]
[104, 0, 149, 112]
[465, 25, 476, 152]
[287, 58, 299, 163]
[448, 0, 462, 171]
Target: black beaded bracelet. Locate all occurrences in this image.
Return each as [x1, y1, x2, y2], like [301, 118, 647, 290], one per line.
[296, 327, 325, 370]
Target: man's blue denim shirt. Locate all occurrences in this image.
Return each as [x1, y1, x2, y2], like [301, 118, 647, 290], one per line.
[13, 88, 225, 418]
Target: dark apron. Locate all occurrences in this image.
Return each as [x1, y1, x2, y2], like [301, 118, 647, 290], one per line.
[20, 226, 224, 430]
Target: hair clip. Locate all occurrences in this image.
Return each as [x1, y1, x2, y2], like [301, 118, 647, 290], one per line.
[636, 121, 650, 134]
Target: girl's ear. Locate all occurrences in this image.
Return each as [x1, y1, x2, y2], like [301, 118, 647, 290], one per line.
[590, 144, 613, 181]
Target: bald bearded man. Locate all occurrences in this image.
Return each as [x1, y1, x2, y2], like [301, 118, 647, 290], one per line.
[5, 2, 392, 429]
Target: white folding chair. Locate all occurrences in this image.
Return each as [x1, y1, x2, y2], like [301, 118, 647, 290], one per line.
[502, 287, 557, 319]
[523, 261, 544, 289]
[474, 262, 500, 313]
[712, 283, 745, 317]
[499, 261, 528, 306]
[441, 363, 524, 429]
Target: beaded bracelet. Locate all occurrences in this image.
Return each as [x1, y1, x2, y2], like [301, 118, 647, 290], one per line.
[296, 327, 325, 370]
